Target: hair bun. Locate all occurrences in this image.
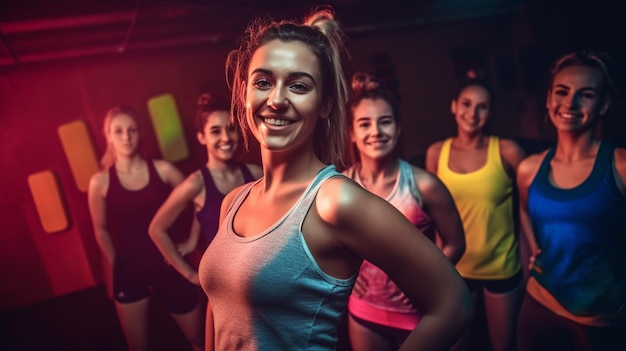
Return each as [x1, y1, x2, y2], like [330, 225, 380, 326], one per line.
[351, 72, 381, 94]
[197, 93, 212, 107]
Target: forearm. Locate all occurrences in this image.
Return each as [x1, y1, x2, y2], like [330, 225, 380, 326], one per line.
[400, 290, 473, 351]
[94, 229, 116, 266]
[150, 226, 196, 280]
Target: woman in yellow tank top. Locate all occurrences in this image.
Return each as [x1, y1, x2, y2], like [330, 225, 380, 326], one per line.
[425, 78, 526, 351]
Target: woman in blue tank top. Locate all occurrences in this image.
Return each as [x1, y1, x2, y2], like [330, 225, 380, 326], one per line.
[149, 93, 262, 285]
[516, 51, 626, 351]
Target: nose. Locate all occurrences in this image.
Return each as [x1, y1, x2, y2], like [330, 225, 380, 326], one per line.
[220, 129, 232, 141]
[267, 86, 288, 110]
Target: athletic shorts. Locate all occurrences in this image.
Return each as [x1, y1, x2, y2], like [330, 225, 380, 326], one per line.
[113, 257, 199, 314]
[464, 270, 523, 294]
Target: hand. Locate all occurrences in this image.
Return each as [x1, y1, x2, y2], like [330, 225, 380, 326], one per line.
[177, 239, 196, 257]
[529, 249, 543, 274]
[187, 271, 200, 286]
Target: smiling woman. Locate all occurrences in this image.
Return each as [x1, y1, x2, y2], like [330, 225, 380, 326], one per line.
[197, 5, 472, 351]
[515, 51, 626, 351]
[425, 78, 527, 351]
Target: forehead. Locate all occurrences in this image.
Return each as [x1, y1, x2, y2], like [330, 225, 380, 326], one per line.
[249, 39, 321, 77]
[205, 111, 231, 126]
[459, 85, 490, 101]
[110, 113, 137, 126]
[353, 98, 393, 115]
[553, 65, 604, 89]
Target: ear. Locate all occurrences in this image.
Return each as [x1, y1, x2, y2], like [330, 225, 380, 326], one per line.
[450, 99, 457, 115]
[599, 96, 611, 116]
[197, 131, 206, 145]
[321, 98, 333, 119]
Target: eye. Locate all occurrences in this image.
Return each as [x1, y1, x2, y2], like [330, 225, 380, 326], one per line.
[357, 122, 370, 129]
[554, 89, 568, 96]
[581, 92, 597, 100]
[252, 78, 272, 90]
[289, 81, 312, 93]
[462, 101, 471, 107]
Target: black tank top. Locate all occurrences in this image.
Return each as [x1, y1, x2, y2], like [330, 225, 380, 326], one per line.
[106, 160, 171, 270]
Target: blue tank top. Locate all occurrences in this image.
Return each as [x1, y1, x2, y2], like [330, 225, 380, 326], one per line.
[528, 142, 626, 317]
[106, 160, 171, 270]
[199, 165, 356, 350]
[195, 163, 254, 246]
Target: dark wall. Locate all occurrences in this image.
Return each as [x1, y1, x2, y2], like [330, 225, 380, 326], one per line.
[1, 3, 625, 311]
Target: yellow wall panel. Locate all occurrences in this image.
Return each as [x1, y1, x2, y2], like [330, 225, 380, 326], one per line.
[58, 120, 100, 192]
[27, 170, 70, 234]
[147, 93, 189, 162]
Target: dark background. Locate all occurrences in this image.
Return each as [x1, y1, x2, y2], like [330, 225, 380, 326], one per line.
[1, 0, 625, 349]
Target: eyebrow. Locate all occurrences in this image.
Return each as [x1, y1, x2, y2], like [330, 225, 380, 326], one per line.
[554, 84, 598, 92]
[250, 68, 317, 84]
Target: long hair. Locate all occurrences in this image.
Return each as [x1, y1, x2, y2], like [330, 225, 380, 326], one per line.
[225, 5, 350, 169]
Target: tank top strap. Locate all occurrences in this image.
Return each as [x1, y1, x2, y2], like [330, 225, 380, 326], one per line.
[398, 159, 422, 206]
[296, 165, 342, 217]
[146, 159, 162, 184]
[487, 136, 502, 169]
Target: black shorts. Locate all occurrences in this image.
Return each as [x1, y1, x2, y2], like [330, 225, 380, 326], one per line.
[113, 258, 199, 314]
[464, 270, 523, 294]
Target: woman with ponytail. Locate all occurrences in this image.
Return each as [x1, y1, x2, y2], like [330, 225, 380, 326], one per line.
[197, 6, 472, 351]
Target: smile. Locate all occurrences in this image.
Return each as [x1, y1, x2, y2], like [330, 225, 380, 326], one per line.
[263, 117, 294, 126]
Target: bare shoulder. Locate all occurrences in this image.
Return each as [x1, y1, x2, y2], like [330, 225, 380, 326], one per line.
[245, 163, 263, 179]
[517, 150, 548, 187]
[153, 159, 176, 174]
[89, 170, 109, 193]
[153, 159, 184, 185]
[613, 147, 626, 192]
[425, 140, 445, 173]
[425, 140, 444, 158]
[499, 138, 527, 171]
[411, 165, 445, 194]
[316, 175, 373, 226]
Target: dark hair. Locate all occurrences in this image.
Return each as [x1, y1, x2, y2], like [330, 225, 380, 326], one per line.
[195, 92, 230, 133]
[454, 78, 495, 104]
[347, 72, 404, 164]
[225, 5, 350, 168]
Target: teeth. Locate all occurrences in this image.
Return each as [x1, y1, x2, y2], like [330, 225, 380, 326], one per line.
[561, 113, 578, 119]
[218, 145, 232, 150]
[264, 117, 291, 126]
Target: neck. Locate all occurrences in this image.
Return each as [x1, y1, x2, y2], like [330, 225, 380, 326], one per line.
[454, 132, 487, 149]
[554, 130, 599, 161]
[357, 156, 397, 182]
[115, 154, 144, 173]
[260, 147, 324, 192]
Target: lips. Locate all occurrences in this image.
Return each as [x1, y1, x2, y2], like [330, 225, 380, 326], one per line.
[559, 112, 582, 119]
[263, 117, 294, 126]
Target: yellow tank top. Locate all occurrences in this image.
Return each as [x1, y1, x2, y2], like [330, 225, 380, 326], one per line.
[437, 136, 520, 279]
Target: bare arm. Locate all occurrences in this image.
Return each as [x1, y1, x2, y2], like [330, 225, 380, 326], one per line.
[516, 154, 544, 273]
[425, 141, 443, 174]
[149, 171, 204, 285]
[87, 172, 115, 267]
[414, 168, 465, 264]
[317, 178, 473, 351]
[500, 138, 527, 177]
